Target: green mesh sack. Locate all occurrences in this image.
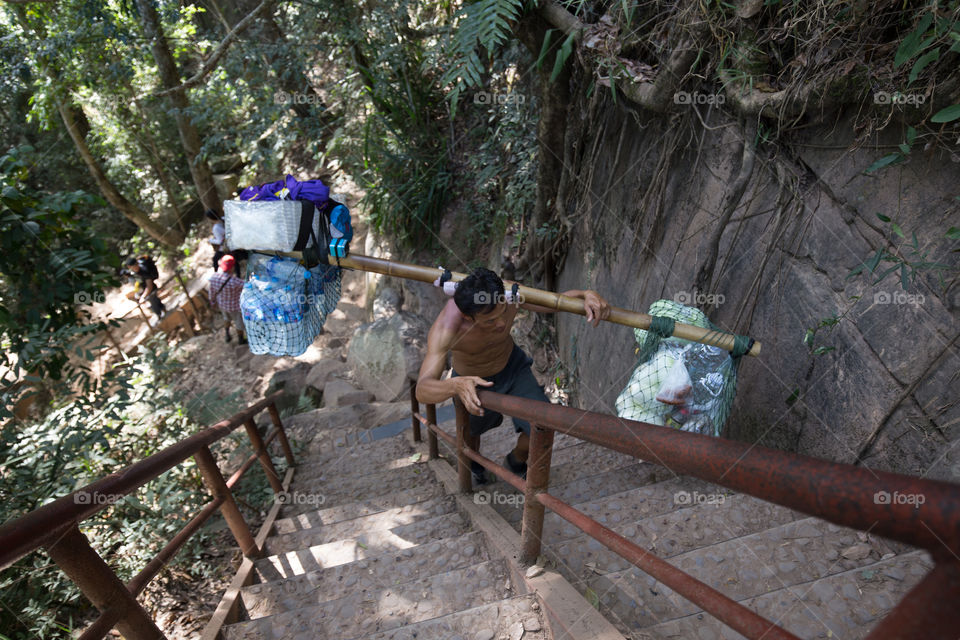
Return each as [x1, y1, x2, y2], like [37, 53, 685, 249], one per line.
[615, 300, 752, 436]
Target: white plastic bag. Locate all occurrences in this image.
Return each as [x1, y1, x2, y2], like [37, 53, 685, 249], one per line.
[655, 358, 693, 405]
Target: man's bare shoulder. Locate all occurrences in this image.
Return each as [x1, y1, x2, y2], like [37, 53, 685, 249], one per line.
[427, 299, 463, 346]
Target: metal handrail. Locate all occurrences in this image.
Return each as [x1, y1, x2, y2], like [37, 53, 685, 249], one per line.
[479, 390, 960, 558]
[0, 390, 284, 570]
[409, 386, 960, 639]
[0, 390, 295, 640]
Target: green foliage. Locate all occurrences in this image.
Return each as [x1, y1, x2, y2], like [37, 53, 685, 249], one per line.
[893, 5, 960, 122]
[319, 0, 453, 250]
[864, 126, 918, 174]
[441, 0, 526, 115]
[0, 146, 119, 413]
[847, 213, 956, 289]
[0, 340, 273, 639]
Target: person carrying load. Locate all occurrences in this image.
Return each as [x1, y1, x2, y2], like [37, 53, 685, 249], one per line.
[123, 255, 166, 320]
[415, 267, 610, 484]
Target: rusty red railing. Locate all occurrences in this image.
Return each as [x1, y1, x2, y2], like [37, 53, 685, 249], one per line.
[409, 384, 960, 640]
[0, 391, 295, 640]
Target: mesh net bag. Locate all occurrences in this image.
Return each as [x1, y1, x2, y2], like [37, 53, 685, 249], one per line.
[614, 300, 753, 436]
[240, 254, 342, 356]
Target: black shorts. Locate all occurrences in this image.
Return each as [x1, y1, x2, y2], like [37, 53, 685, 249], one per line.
[452, 344, 548, 437]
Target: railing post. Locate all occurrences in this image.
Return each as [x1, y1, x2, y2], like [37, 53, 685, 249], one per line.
[426, 403, 439, 460]
[454, 398, 472, 493]
[135, 301, 157, 335]
[243, 418, 284, 494]
[193, 445, 260, 557]
[520, 424, 554, 565]
[174, 270, 202, 328]
[45, 525, 165, 640]
[864, 561, 960, 639]
[409, 380, 422, 442]
[267, 403, 296, 467]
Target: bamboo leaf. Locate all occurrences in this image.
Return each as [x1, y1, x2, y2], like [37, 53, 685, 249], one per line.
[550, 32, 575, 84]
[931, 104, 960, 123]
[946, 227, 960, 240]
[864, 153, 903, 174]
[895, 13, 934, 66]
[908, 47, 941, 84]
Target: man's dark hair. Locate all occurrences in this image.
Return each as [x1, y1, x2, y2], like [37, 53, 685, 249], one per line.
[454, 267, 504, 318]
[124, 257, 138, 267]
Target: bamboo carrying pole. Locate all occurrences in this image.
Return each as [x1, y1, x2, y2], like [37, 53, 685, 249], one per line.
[321, 253, 761, 356]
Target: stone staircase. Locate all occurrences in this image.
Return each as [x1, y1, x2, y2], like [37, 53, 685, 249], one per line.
[218, 413, 548, 640]
[431, 414, 934, 640]
[213, 399, 932, 640]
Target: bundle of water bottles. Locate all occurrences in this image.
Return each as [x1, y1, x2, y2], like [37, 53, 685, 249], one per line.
[223, 175, 352, 356]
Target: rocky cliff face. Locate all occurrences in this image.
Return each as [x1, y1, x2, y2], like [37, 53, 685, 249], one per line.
[554, 104, 959, 481]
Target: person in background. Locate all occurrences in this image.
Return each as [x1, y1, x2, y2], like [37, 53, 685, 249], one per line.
[206, 209, 227, 272]
[123, 255, 166, 320]
[208, 254, 247, 344]
[207, 208, 246, 277]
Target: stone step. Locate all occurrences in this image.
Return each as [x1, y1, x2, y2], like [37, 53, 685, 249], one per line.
[273, 486, 446, 533]
[641, 550, 933, 640]
[293, 436, 418, 479]
[241, 531, 490, 619]
[282, 461, 437, 516]
[255, 511, 468, 581]
[364, 595, 546, 640]
[545, 492, 801, 586]
[538, 476, 721, 544]
[222, 559, 510, 640]
[267, 495, 456, 553]
[592, 517, 905, 631]
[491, 462, 677, 526]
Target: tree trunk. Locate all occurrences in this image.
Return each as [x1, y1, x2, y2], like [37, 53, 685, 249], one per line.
[58, 102, 184, 246]
[10, 3, 182, 246]
[514, 12, 572, 289]
[134, 0, 222, 216]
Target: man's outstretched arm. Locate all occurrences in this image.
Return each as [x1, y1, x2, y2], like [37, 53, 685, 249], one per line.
[519, 288, 611, 327]
[415, 322, 492, 415]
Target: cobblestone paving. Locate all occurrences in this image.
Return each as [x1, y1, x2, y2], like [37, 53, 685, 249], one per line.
[225, 423, 546, 640]
[273, 484, 445, 530]
[273, 494, 452, 535]
[545, 492, 801, 584]
[366, 595, 547, 640]
[241, 531, 489, 618]
[641, 550, 933, 639]
[223, 560, 510, 640]
[592, 516, 908, 630]
[267, 496, 456, 553]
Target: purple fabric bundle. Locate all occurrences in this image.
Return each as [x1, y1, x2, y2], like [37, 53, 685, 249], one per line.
[238, 175, 330, 209]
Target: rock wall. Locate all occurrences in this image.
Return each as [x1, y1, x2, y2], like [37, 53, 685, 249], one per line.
[554, 102, 960, 482]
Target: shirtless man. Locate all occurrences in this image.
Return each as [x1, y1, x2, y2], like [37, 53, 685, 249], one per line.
[415, 268, 611, 484]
